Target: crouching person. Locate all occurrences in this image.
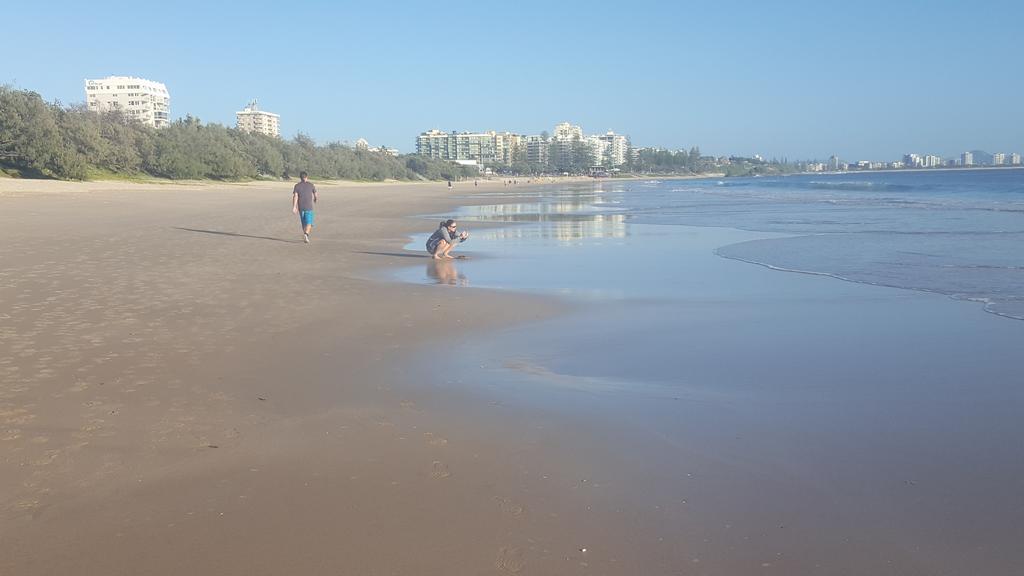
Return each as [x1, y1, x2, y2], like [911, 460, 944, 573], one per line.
[426, 219, 469, 259]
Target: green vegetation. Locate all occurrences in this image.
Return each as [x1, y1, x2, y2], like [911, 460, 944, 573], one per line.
[631, 146, 704, 174]
[628, 148, 799, 177]
[0, 86, 474, 182]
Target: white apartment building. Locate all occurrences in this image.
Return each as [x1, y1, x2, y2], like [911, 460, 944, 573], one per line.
[961, 151, 974, 166]
[552, 122, 584, 168]
[903, 153, 923, 168]
[553, 122, 584, 141]
[1011, 153, 1022, 165]
[597, 131, 629, 166]
[523, 135, 550, 165]
[587, 136, 609, 166]
[84, 76, 170, 128]
[236, 100, 280, 137]
[416, 129, 519, 165]
[992, 152, 1005, 166]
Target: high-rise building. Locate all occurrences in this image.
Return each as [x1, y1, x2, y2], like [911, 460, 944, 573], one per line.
[924, 154, 943, 168]
[1011, 153, 1022, 165]
[416, 130, 454, 159]
[596, 131, 629, 166]
[553, 122, 583, 141]
[551, 122, 585, 168]
[523, 135, 550, 165]
[992, 152, 1005, 166]
[829, 155, 841, 171]
[416, 130, 516, 165]
[236, 100, 280, 137]
[84, 76, 170, 128]
[903, 153, 923, 168]
[961, 151, 974, 166]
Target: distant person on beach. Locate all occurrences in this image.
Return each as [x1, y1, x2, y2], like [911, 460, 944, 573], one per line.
[447, 180, 453, 190]
[426, 219, 469, 259]
[292, 171, 318, 243]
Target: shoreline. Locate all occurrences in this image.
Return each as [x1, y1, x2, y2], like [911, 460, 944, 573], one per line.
[388, 181, 1024, 574]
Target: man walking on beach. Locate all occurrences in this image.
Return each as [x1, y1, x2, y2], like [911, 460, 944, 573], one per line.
[292, 171, 317, 243]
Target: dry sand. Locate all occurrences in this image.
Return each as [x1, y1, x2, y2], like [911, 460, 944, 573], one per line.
[0, 178, 629, 575]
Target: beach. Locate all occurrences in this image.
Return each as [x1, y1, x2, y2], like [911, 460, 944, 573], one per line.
[0, 178, 572, 574]
[3, 175, 1024, 575]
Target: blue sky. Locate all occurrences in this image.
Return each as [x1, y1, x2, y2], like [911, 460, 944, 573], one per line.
[3, 0, 1021, 160]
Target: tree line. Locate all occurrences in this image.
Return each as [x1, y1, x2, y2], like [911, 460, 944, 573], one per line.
[0, 86, 475, 182]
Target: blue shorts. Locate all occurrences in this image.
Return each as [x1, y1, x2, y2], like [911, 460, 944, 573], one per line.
[300, 210, 314, 227]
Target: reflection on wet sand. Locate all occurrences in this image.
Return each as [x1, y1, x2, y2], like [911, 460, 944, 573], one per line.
[463, 189, 628, 243]
[426, 259, 468, 286]
[481, 214, 627, 243]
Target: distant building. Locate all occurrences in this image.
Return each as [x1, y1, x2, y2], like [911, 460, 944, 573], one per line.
[552, 122, 585, 168]
[84, 75, 170, 128]
[494, 132, 522, 166]
[523, 135, 550, 165]
[924, 154, 943, 168]
[1011, 153, 1022, 166]
[552, 122, 583, 141]
[355, 138, 397, 155]
[903, 153, 923, 168]
[829, 155, 841, 171]
[235, 100, 280, 137]
[961, 151, 974, 166]
[596, 131, 629, 166]
[416, 129, 514, 165]
[992, 152, 1005, 166]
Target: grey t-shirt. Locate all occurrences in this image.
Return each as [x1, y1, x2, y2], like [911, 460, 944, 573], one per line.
[293, 181, 317, 211]
[426, 226, 464, 254]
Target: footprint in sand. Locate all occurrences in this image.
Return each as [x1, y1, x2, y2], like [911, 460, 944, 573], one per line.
[1, 408, 34, 426]
[423, 432, 448, 446]
[13, 499, 41, 513]
[430, 460, 451, 479]
[495, 546, 525, 573]
[493, 496, 524, 517]
[30, 449, 61, 467]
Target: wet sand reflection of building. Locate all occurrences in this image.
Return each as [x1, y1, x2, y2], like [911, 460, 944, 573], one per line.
[463, 189, 628, 243]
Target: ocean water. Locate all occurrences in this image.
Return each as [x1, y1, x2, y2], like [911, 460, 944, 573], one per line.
[403, 168, 1024, 320]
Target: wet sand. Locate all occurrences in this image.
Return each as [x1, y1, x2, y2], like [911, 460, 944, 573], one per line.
[404, 217, 1024, 575]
